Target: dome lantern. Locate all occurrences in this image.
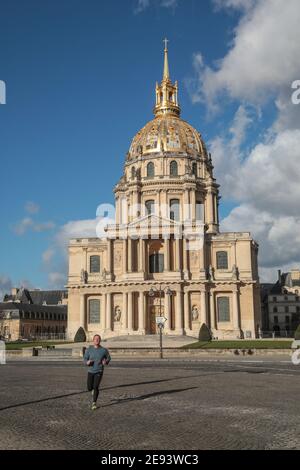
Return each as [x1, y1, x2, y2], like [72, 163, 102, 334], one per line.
[154, 39, 180, 118]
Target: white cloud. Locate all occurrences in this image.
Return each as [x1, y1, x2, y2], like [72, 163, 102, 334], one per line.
[25, 201, 40, 214]
[187, 0, 300, 281]
[42, 248, 55, 264]
[13, 217, 55, 235]
[134, 0, 177, 13]
[189, 0, 300, 109]
[213, 0, 256, 11]
[48, 272, 66, 288]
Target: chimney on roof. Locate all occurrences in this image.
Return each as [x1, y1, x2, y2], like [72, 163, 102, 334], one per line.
[278, 269, 282, 283]
[11, 287, 18, 296]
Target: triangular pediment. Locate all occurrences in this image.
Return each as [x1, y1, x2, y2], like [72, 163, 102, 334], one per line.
[128, 213, 180, 229]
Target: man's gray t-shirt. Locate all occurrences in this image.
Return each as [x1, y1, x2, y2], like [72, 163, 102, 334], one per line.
[83, 346, 111, 374]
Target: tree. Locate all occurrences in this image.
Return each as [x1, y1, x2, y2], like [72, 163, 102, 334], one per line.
[74, 327, 86, 343]
[198, 323, 212, 342]
[294, 324, 300, 340]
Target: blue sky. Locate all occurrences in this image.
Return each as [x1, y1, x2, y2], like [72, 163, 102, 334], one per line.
[1, 0, 300, 294]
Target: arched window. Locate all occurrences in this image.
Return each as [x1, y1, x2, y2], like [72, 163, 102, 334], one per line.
[89, 299, 100, 324]
[147, 162, 155, 178]
[149, 253, 164, 273]
[192, 162, 197, 177]
[170, 199, 180, 221]
[90, 255, 100, 273]
[145, 200, 155, 215]
[131, 166, 136, 179]
[216, 251, 228, 269]
[170, 160, 178, 176]
[217, 297, 230, 322]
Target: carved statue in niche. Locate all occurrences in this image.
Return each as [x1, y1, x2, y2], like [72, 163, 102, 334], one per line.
[208, 264, 215, 281]
[191, 305, 199, 321]
[80, 269, 88, 283]
[114, 306, 121, 322]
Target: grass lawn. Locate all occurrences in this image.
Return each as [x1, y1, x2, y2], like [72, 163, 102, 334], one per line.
[5, 341, 74, 351]
[182, 340, 293, 350]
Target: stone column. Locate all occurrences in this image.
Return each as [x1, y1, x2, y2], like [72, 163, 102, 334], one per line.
[128, 238, 132, 273]
[175, 238, 181, 272]
[207, 188, 215, 232]
[210, 291, 216, 330]
[164, 292, 170, 332]
[232, 287, 240, 330]
[164, 238, 170, 271]
[175, 290, 183, 334]
[122, 292, 127, 330]
[122, 239, 127, 273]
[79, 294, 85, 329]
[138, 238, 145, 272]
[83, 248, 88, 272]
[106, 293, 112, 332]
[183, 238, 189, 274]
[138, 291, 145, 334]
[107, 239, 112, 274]
[115, 196, 119, 225]
[102, 293, 107, 329]
[128, 292, 133, 331]
[184, 291, 191, 332]
[190, 189, 196, 220]
[200, 288, 207, 325]
[184, 189, 190, 221]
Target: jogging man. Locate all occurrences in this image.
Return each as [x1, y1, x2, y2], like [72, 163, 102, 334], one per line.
[84, 334, 111, 410]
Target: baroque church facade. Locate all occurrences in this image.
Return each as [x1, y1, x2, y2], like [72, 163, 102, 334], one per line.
[67, 44, 261, 341]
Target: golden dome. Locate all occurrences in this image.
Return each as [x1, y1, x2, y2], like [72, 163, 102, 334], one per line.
[127, 115, 207, 160]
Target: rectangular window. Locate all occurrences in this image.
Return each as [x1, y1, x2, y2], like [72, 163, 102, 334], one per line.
[89, 299, 100, 324]
[149, 254, 164, 273]
[170, 199, 180, 221]
[216, 251, 228, 270]
[217, 297, 230, 322]
[90, 255, 100, 273]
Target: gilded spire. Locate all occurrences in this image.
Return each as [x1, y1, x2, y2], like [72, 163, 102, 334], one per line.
[153, 39, 180, 117]
[163, 38, 170, 80]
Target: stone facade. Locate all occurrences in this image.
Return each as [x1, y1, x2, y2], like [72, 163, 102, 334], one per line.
[67, 45, 261, 341]
[0, 288, 67, 341]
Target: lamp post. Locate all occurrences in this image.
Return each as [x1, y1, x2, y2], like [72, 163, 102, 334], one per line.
[149, 285, 173, 359]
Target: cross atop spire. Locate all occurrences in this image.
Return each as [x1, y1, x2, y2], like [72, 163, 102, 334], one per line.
[163, 38, 170, 80]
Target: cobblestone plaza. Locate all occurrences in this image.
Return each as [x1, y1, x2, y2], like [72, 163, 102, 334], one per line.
[0, 358, 299, 450]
